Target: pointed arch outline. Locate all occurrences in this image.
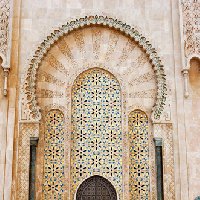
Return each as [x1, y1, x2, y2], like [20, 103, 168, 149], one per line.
[22, 15, 167, 122]
[71, 66, 121, 91]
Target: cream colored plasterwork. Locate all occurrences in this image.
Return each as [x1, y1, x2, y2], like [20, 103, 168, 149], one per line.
[0, 0, 12, 96]
[0, 0, 12, 68]
[34, 26, 158, 199]
[17, 16, 175, 200]
[21, 15, 167, 123]
[181, 0, 200, 62]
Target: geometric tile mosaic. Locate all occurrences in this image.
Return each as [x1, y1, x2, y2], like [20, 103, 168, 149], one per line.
[43, 110, 65, 200]
[129, 110, 150, 200]
[71, 68, 122, 199]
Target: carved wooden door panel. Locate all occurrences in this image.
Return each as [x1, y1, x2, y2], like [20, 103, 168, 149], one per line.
[76, 176, 117, 200]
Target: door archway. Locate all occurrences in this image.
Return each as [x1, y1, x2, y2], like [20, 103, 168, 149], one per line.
[76, 176, 117, 200]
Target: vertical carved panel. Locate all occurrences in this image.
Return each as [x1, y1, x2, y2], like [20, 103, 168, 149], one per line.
[162, 124, 175, 200]
[0, 0, 12, 67]
[17, 123, 39, 200]
[129, 110, 149, 200]
[42, 110, 65, 199]
[153, 123, 175, 200]
[182, 0, 200, 57]
[71, 68, 122, 199]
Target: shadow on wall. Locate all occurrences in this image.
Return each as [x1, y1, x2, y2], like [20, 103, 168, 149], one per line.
[0, 57, 3, 96]
[189, 57, 200, 97]
[189, 57, 200, 124]
[189, 58, 200, 200]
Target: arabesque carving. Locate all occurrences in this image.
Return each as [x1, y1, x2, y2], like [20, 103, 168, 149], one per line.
[17, 123, 39, 200]
[22, 15, 167, 122]
[182, 0, 200, 59]
[0, 0, 12, 96]
[0, 0, 12, 68]
[153, 123, 175, 200]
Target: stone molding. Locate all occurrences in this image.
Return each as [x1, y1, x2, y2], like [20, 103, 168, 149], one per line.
[182, 68, 190, 98]
[22, 15, 167, 122]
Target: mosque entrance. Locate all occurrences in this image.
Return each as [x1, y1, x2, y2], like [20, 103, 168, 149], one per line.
[76, 176, 117, 200]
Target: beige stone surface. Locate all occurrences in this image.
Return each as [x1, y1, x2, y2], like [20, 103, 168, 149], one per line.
[17, 0, 176, 198]
[33, 26, 157, 200]
[0, 0, 199, 199]
[187, 58, 200, 199]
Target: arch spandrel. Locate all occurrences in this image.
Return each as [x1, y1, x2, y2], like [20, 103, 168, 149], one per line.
[21, 15, 167, 123]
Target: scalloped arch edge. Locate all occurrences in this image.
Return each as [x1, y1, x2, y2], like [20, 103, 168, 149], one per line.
[22, 15, 167, 122]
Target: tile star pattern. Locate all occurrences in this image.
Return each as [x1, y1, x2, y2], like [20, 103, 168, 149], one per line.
[43, 110, 65, 200]
[129, 110, 150, 200]
[71, 68, 122, 199]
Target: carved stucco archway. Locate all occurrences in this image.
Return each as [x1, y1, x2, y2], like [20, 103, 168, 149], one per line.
[16, 16, 175, 200]
[21, 15, 167, 123]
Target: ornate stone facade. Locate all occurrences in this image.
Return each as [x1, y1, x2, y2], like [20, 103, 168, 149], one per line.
[15, 13, 175, 199]
[1, 0, 199, 200]
[21, 16, 167, 123]
[17, 21, 174, 199]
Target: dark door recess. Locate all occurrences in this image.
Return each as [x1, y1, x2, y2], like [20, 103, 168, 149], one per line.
[76, 175, 117, 200]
